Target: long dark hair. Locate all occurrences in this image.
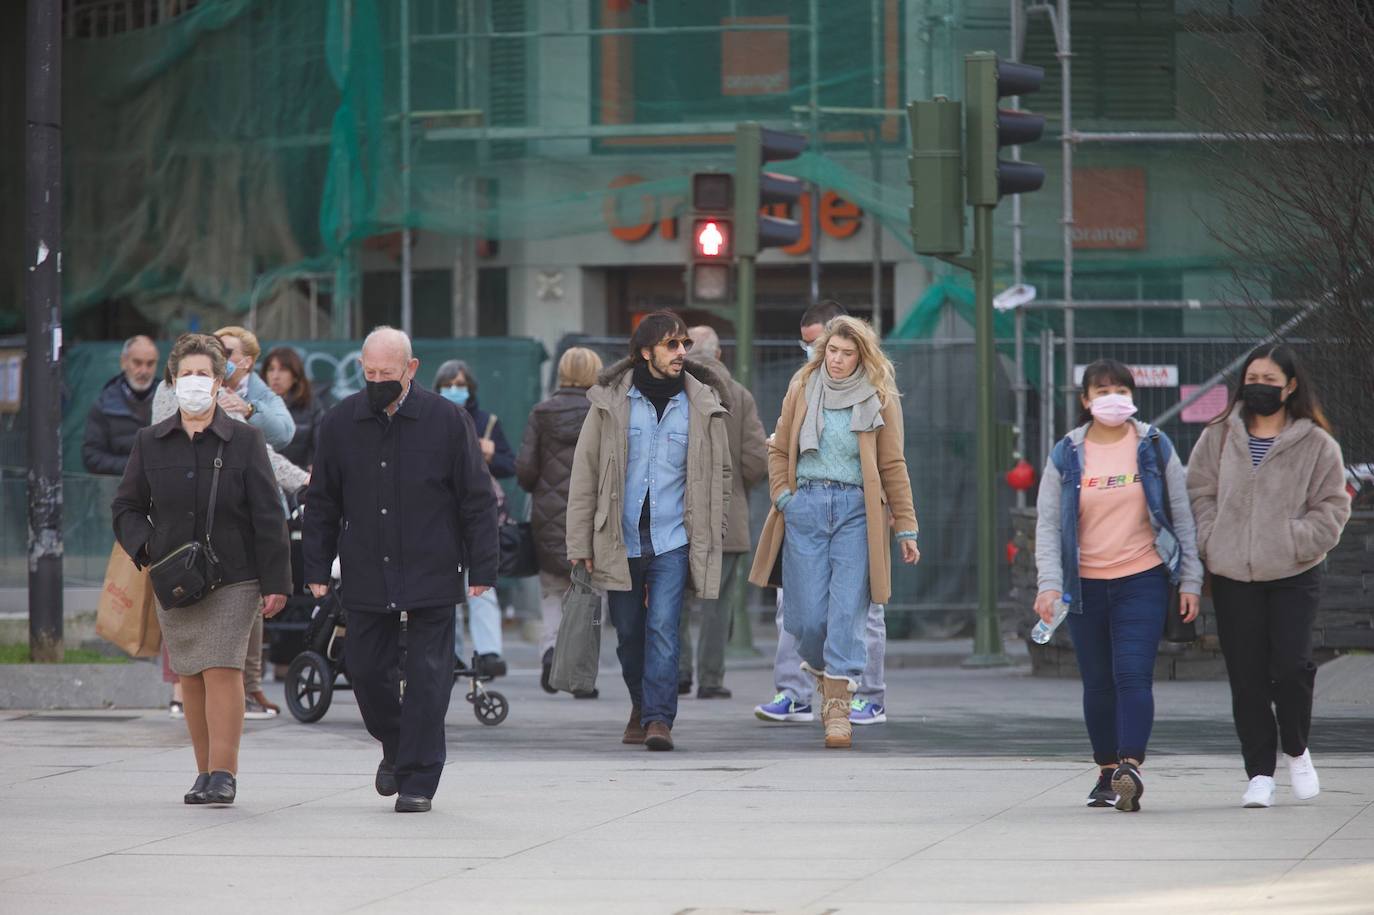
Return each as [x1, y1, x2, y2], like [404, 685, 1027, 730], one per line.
[261, 346, 312, 408]
[1077, 358, 1136, 425]
[1209, 343, 1332, 433]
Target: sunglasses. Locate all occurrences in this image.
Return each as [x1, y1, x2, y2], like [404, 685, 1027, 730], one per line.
[661, 338, 694, 353]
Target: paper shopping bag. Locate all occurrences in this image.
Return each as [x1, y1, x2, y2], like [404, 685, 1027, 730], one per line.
[95, 543, 162, 657]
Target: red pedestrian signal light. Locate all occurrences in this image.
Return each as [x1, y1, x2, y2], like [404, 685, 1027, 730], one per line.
[693, 219, 731, 259]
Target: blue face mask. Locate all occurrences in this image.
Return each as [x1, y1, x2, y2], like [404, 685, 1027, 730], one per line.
[441, 385, 469, 406]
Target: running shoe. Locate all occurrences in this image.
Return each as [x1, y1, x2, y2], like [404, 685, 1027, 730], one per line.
[1087, 769, 1118, 808]
[1111, 762, 1144, 812]
[754, 692, 814, 722]
[848, 698, 887, 725]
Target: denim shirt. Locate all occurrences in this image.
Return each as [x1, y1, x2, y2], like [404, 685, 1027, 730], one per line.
[623, 385, 690, 558]
[1035, 420, 1203, 611]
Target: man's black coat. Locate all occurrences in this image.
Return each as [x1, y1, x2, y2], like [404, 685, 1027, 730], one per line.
[303, 384, 500, 612]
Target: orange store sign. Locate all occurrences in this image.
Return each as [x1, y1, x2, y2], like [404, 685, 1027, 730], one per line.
[1072, 168, 1147, 250]
[603, 174, 862, 256]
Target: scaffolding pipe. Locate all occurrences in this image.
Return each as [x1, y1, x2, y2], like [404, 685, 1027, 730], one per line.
[400, 0, 413, 337]
[1010, 0, 1028, 507]
[870, 0, 883, 335]
[808, 0, 821, 305]
[1070, 131, 1374, 144]
[1057, 0, 1075, 433]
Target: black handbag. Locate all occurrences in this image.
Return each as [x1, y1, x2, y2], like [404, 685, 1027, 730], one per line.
[1151, 432, 1197, 643]
[149, 441, 225, 609]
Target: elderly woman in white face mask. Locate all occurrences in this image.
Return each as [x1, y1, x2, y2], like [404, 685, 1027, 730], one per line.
[1033, 358, 1202, 814]
[112, 334, 291, 807]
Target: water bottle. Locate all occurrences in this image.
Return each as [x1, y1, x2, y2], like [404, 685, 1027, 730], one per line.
[1030, 595, 1071, 644]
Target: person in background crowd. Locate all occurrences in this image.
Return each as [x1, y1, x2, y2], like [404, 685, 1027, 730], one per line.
[750, 316, 918, 751]
[515, 346, 603, 698]
[83, 335, 159, 475]
[112, 333, 291, 806]
[754, 302, 891, 728]
[305, 327, 498, 813]
[567, 310, 732, 752]
[262, 346, 324, 471]
[433, 359, 513, 679]
[1036, 359, 1202, 812]
[1187, 344, 1350, 809]
[676, 325, 767, 700]
[212, 326, 295, 451]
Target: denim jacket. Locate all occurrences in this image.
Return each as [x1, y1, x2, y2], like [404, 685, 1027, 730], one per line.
[1034, 420, 1203, 610]
[623, 386, 690, 558]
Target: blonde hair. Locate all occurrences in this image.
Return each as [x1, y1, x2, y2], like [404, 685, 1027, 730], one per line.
[798, 316, 899, 402]
[214, 325, 261, 362]
[557, 347, 603, 389]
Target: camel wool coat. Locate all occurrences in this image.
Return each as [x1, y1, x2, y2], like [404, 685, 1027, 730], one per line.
[748, 371, 918, 605]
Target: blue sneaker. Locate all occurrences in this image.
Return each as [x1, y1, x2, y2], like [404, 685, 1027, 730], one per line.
[849, 698, 887, 725]
[754, 692, 814, 723]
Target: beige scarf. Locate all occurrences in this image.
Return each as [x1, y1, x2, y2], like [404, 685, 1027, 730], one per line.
[799, 366, 884, 456]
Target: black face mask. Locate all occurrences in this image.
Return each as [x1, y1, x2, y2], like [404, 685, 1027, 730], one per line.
[365, 379, 403, 414]
[1241, 383, 1286, 417]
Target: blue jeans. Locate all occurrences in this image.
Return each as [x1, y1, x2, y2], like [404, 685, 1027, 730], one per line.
[607, 545, 689, 727]
[781, 482, 871, 680]
[1067, 565, 1168, 765]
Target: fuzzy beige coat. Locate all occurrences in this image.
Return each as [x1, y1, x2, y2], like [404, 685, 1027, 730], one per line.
[1186, 408, 1350, 582]
[748, 372, 918, 604]
[565, 358, 732, 598]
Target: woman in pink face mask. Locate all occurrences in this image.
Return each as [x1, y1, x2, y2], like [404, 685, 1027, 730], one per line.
[1033, 359, 1203, 813]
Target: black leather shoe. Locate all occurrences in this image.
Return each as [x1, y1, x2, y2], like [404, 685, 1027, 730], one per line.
[203, 770, 236, 805]
[395, 794, 432, 813]
[572, 688, 599, 699]
[375, 759, 397, 797]
[476, 653, 507, 678]
[697, 686, 733, 699]
[540, 648, 557, 694]
[678, 677, 692, 696]
[184, 772, 211, 805]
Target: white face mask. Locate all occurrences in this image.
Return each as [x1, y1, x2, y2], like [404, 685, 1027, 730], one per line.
[1089, 392, 1138, 427]
[175, 375, 216, 415]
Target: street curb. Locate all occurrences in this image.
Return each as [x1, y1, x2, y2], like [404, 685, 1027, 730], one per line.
[0, 659, 164, 710]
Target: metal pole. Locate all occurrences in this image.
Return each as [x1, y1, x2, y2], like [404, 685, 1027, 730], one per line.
[26, 0, 64, 662]
[333, 0, 355, 340]
[869, 0, 883, 335]
[1039, 327, 1055, 464]
[400, 0, 413, 336]
[1010, 0, 1028, 508]
[728, 255, 757, 654]
[966, 205, 1007, 667]
[807, 0, 821, 304]
[1058, 0, 1075, 430]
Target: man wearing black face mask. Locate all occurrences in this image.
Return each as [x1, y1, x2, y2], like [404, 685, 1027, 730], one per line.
[304, 326, 498, 813]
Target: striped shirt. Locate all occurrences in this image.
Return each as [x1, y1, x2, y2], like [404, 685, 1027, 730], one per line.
[1249, 435, 1276, 467]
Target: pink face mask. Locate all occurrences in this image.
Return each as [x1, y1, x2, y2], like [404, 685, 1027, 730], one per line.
[1089, 393, 1138, 427]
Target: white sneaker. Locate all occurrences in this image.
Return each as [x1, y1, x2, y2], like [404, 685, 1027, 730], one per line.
[1285, 750, 1321, 800]
[1242, 775, 1276, 808]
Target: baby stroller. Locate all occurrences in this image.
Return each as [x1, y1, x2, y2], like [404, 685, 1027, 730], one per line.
[284, 588, 509, 726]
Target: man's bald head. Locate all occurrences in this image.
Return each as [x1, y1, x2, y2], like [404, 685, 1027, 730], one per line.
[120, 335, 159, 392]
[687, 325, 720, 361]
[360, 326, 419, 409]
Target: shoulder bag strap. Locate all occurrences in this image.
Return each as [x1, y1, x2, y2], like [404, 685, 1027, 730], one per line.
[203, 440, 225, 564]
[1150, 430, 1174, 528]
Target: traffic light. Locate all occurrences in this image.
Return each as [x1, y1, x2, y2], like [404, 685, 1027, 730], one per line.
[733, 123, 807, 258]
[907, 97, 965, 255]
[688, 172, 733, 302]
[965, 51, 1046, 206]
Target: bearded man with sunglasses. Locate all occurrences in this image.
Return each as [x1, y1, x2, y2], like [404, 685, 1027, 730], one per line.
[566, 310, 733, 752]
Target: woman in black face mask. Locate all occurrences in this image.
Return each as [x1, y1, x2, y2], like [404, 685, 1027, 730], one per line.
[1186, 344, 1351, 810]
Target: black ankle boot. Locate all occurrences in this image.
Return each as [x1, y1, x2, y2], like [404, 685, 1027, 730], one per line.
[184, 772, 211, 805]
[203, 770, 237, 805]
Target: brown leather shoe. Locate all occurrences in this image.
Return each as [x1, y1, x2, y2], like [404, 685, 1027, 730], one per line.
[644, 721, 674, 751]
[622, 706, 645, 744]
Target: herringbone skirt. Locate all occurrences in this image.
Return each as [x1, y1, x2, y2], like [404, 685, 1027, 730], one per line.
[157, 579, 260, 676]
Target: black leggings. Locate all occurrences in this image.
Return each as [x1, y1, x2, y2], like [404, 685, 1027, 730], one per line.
[1211, 569, 1320, 778]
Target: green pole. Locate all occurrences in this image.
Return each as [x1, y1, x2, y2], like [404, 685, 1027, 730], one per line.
[728, 254, 758, 654]
[965, 204, 1009, 667]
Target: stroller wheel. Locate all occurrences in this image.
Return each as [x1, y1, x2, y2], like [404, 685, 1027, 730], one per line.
[474, 690, 509, 726]
[285, 651, 334, 723]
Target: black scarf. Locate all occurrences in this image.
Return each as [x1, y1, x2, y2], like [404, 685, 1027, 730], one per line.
[632, 361, 684, 420]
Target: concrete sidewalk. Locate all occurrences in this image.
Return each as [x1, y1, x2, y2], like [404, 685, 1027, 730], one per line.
[1, 658, 1371, 913]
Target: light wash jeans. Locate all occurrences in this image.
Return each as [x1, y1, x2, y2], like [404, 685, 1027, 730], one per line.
[774, 595, 886, 705]
[780, 482, 871, 681]
[453, 588, 503, 661]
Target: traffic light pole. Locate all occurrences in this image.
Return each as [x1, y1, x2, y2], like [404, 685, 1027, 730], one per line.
[965, 204, 1009, 667]
[727, 253, 757, 655]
